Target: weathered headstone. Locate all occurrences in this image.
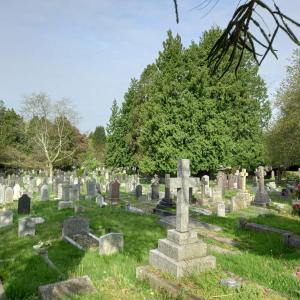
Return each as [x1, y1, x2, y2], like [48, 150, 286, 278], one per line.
[151, 174, 160, 200]
[99, 233, 124, 255]
[0, 210, 13, 228]
[0, 185, 5, 204]
[40, 184, 49, 201]
[62, 217, 89, 238]
[13, 184, 21, 200]
[18, 217, 35, 237]
[38, 276, 96, 300]
[110, 180, 120, 202]
[18, 194, 31, 214]
[86, 179, 96, 197]
[96, 195, 107, 207]
[217, 202, 226, 217]
[135, 184, 143, 199]
[148, 159, 216, 277]
[253, 166, 271, 206]
[4, 187, 13, 203]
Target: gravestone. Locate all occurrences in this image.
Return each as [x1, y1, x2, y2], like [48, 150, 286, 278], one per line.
[40, 184, 49, 201]
[233, 170, 239, 189]
[86, 179, 96, 196]
[38, 276, 96, 300]
[62, 217, 89, 238]
[157, 174, 175, 209]
[217, 202, 226, 217]
[253, 166, 271, 206]
[57, 183, 63, 199]
[270, 170, 275, 180]
[96, 195, 107, 207]
[151, 174, 160, 200]
[228, 173, 235, 189]
[18, 194, 31, 214]
[135, 184, 143, 198]
[69, 185, 80, 201]
[148, 159, 216, 277]
[4, 187, 13, 203]
[110, 180, 120, 202]
[18, 217, 35, 237]
[212, 186, 222, 202]
[13, 184, 21, 200]
[99, 233, 124, 255]
[0, 185, 4, 204]
[61, 184, 70, 201]
[0, 210, 13, 228]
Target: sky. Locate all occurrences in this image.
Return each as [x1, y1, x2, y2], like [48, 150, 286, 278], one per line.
[0, 0, 299, 132]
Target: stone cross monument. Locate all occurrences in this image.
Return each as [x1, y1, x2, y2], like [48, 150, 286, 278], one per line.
[148, 159, 216, 277]
[239, 169, 248, 192]
[253, 166, 271, 206]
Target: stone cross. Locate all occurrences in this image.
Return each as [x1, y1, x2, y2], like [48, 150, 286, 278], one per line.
[169, 159, 199, 233]
[256, 166, 266, 193]
[239, 169, 248, 192]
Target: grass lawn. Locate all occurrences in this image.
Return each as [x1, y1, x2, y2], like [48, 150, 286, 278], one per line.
[1, 190, 300, 299]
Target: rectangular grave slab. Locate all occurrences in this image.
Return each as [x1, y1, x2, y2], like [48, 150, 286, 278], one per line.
[38, 276, 96, 300]
[0, 210, 13, 228]
[99, 232, 123, 255]
[18, 218, 35, 237]
[62, 217, 89, 238]
[58, 201, 74, 210]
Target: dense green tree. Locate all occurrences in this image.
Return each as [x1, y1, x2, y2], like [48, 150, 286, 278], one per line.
[106, 28, 271, 174]
[89, 125, 106, 162]
[265, 49, 300, 168]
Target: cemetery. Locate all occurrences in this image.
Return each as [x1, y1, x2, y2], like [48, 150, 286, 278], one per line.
[1, 1, 300, 299]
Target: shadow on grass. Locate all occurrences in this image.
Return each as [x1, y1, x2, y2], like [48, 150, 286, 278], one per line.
[0, 197, 166, 299]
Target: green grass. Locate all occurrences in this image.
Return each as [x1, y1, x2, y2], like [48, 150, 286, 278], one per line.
[1, 191, 300, 299]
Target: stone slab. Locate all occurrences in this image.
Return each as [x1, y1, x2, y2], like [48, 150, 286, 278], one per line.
[0, 210, 13, 228]
[149, 249, 216, 278]
[158, 238, 207, 261]
[136, 266, 203, 300]
[167, 229, 198, 245]
[58, 201, 74, 210]
[38, 275, 96, 300]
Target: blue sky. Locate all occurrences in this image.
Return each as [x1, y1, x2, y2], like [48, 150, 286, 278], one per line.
[0, 0, 299, 132]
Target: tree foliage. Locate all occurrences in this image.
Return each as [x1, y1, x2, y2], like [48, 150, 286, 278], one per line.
[106, 28, 271, 174]
[265, 49, 300, 168]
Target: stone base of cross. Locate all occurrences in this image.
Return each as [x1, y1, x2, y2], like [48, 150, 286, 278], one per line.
[146, 159, 216, 278]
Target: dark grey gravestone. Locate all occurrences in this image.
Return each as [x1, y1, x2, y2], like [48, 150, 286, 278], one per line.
[110, 180, 120, 201]
[62, 217, 89, 238]
[18, 194, 31, 214]
[135, 184, 143, 198]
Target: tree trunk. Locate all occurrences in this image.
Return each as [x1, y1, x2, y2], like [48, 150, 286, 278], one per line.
[49, 162, 53, 183]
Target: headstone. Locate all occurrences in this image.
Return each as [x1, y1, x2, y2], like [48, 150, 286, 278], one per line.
[253, 166, 271, 206]
[0, 185, 5, 204]
[4, 187, 13, 203]
[233, 170, 239, 189]
[61, 184, 70, 201]
[96, 195, 107, 207]
[38, 276, 96, 300]
[69, 185, 80, 201]
[239, 169, 248, 192]
[13, 184, 21, 200]
[58, 201, 74, 210]
[0, 210, 13, 228]
[212, 186, 222, 202]
[217, 202, 226, 217]
[86, 179, 96, 196]
[110, 180, 120, 202]
[99, 233, 124, 255]
[270, 170, 275, 180]
[18, 217, 35, 237]
[62, 217, 89, 238]
[135, 184, 143, 198]
[57, 183, 63, 199]
[40, 184, 49, 201]
[228, 173, 235, 189]
[148, 159, 216, 278]
[18, 194, 31, 214]
[151, 175, 160, 200]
